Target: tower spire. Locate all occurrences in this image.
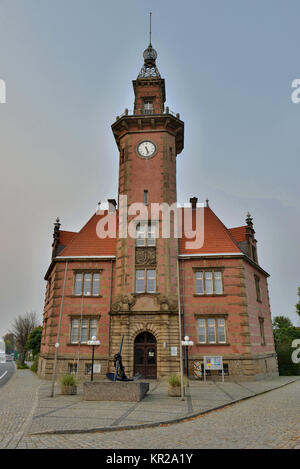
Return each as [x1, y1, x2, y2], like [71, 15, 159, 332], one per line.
[138, 13, 160, 79]
[149, 11, 152, 46]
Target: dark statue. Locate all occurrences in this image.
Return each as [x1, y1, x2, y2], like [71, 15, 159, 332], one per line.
[106, 335, 141, 382]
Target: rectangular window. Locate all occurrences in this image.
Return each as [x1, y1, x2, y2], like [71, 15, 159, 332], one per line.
[85, 363, 92, 375]
[89, 319, 98, 340]
[68, 363, 77, 374]
[197, 319, 206, 343]
[144, 100, 153, 114]
[92, 273, 100, 296]
[147, 269, 156, 293]
[259, 318, 265, 345]
[214, 272, 223, 294]
[80, 318, 89, 343]
[74, 273, 83, 296]
[144, 190, 148, 205]
[255, 275, 261, 302]
[83, 273, 91, 296]
[147, 224, 156, 247]
[135, 223, 156, 247]
[217, 318, 226, 343]
[71, 319, 79, 344]
[136, 269, 156, 293]
[205, 272, 213, 294]
[207, 319, 216, 343]
[70, 318, 99, 344]
[197, 317, 227, 344]
[74, 272, 101, 296]
[136, 269, 145, 293]
[195, 272, 204, 294]
[195, 270, 223, 295]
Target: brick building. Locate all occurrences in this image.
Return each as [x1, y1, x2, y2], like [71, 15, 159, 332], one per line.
[38, 40, 278, 381]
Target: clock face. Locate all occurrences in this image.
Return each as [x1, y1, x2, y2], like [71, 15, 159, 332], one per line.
[137, 140, 157, 158]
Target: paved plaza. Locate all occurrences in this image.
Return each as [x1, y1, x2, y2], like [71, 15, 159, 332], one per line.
[0, 368, 299, 449]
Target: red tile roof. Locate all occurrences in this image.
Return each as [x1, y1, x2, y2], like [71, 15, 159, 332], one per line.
[58, 212, 116, 257]
[228, 226, 247, 243]
[59, 230, 77, 246]
[57, 207, 244, 257]
[179, 207, 242, 254]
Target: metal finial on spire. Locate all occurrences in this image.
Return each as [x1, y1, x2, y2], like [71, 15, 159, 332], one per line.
[138, 12, 160, 79]
[149, 11, 152, 46]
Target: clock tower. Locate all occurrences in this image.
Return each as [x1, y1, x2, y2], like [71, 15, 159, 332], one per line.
[110, 40, 184, 378]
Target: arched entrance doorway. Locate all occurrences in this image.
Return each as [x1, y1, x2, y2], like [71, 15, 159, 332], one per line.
[134, 332, 157, 379]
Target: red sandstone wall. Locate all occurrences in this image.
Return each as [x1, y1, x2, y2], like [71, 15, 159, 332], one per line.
[243, 261, 276, 355]
[180, 257, 250, 359]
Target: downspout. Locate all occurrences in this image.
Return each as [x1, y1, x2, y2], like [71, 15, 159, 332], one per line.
[76, 293, 84, 375]
[176, 258, 185, 401]
[107, 259, 114, 373]
[50, 260, 68, 398]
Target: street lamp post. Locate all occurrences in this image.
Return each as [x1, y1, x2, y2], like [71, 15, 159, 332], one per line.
[87, 336, 100, 382]
[181, 336, 194, 379]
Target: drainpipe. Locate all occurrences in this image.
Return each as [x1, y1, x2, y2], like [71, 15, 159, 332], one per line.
[107, 259, 114, 373]
[176, 259, 185, 401]
[50, 260, 68, 397]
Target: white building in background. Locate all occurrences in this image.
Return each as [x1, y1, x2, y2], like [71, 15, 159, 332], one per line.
[0, 339, 6, 363]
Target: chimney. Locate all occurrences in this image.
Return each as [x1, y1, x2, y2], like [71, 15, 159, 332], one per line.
[108, 199, 117, 213]
[189, 197, 198, 210]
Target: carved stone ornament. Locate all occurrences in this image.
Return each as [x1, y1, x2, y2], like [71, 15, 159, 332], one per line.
[157, 294, 178, 311]
[135, 247, 156, 266]
[112, 294, 136, 312]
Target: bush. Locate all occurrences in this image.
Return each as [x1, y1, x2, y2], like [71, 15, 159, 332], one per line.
[168, 374, 181, 387]
[276, 343, 300, 376]
[60, 374, 77, 387]
[16, 361, 29, 369]
[30, 355, 39, 373]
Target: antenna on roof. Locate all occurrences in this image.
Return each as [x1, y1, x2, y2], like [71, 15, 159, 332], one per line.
[149, 11, 152, 46]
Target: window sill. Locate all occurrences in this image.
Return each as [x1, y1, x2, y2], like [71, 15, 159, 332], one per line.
[71, 295, 102, 298]
[133, 292, 160, 296]
[194, 294, 226, 297]
[67, 343, 98, 346]
[196, 343, 230, 346]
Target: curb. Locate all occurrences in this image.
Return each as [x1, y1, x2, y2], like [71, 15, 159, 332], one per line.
[29, 377, 300, 436]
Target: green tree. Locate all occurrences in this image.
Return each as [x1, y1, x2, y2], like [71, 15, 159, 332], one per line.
[10, 312, 38, 365]
[272, 315, 300, 376]
[296, 287, 300, 319]
[273, 316, 293, 330]
[25, 326, 42, 358]
[3, 333, 15, 354]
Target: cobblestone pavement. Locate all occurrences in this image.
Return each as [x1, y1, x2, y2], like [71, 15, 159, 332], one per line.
[27, 375, 298, 435]
[0, 368, 41, 449]
[0, 370, 299, 449]
[19, 379, 300, 449]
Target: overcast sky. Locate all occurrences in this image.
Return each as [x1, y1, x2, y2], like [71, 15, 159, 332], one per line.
[0, 0, 299, 337]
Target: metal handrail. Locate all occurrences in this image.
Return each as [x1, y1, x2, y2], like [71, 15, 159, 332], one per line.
[116, 108, 180, 120]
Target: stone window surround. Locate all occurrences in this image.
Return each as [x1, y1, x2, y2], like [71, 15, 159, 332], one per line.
[254, 274, 262, 303]
[68, 314, 101, 345]
[194, 313, 229, 346]
[135, 268, 157, 294]
[258, 316, 266, 346]
[72, 269, 102, 297]
[193, 267, 225, 296]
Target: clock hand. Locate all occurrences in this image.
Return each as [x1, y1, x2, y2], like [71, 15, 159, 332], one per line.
[145, 146, 149, 154]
